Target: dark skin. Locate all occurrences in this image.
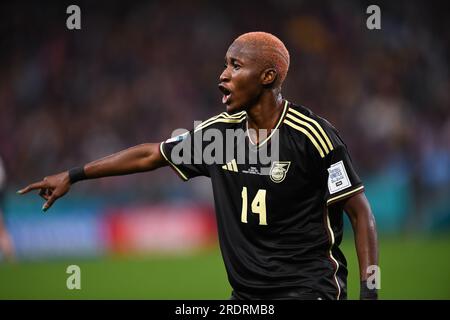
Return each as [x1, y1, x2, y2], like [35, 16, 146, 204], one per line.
[342, 192, 378, 282]
[18, 40, 378, 299]
[219, 42, 284, 143]
[0, 212, 15, 261]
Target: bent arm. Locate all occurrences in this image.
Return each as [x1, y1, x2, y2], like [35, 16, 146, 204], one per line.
[343, 192, 379, 299]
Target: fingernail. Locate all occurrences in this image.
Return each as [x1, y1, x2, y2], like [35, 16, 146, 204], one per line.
[17, 190, 22, 194]
[42, 205, 48, 212]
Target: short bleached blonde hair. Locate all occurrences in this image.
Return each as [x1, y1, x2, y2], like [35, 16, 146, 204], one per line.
[232, 32, 290, 87]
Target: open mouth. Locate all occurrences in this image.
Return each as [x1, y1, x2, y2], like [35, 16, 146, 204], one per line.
[218, 84, 232, 104]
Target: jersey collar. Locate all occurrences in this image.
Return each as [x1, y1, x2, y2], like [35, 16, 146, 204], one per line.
[246, 99, 289, 148]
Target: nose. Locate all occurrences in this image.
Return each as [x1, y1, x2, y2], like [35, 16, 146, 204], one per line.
[220, 67, 230, 83]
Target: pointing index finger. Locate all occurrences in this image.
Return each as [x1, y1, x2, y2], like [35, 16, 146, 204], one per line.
[17, 181, 46, 194]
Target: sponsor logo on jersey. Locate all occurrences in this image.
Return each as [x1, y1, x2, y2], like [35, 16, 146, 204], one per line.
[269, 161, 291, 183]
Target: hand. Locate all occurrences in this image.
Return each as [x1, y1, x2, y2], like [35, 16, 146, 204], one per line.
[17, 171, 71, 212]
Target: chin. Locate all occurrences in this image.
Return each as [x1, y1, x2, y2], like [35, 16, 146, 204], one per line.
[226, 103, 246, 114]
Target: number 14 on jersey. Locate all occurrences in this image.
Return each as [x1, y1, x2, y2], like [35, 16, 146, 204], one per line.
[241, 187, 267, 225]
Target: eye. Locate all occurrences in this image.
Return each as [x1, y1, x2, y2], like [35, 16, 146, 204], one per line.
[233, 62, 241, 70]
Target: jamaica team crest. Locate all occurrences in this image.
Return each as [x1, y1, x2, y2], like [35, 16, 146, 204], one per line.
[269, 161, 291, 183]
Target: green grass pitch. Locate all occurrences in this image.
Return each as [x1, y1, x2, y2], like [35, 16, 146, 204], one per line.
[1, 236, 449, 299]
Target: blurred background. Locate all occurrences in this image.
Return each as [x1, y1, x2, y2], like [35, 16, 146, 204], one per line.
[0, 0, 449, 299]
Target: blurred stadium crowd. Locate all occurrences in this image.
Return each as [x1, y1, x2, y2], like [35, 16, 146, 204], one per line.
[0, 0, 449, 232]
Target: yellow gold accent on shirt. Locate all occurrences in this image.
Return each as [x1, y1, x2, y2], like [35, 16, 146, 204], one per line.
[285, 112, 330, 154]
[283, 119, 325, 158]
[194, 115, 246, 133]
[159, 142, 188, 181]
[288, 108, 333, 151]
[326, 185, 364, 205]
[222, 159, 238, 172]
[246, 100, 288, 148]
[231, 159, 238, 172]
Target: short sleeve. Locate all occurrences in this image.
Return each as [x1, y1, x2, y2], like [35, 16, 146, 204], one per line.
[160, 129, 210, 181]
[300, 117, 364, 206]
[305, 118, 365, 206]
[324, 143, 364, 206]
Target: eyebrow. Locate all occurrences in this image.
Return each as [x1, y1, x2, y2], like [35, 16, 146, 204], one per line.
[225, 56, 244, 65]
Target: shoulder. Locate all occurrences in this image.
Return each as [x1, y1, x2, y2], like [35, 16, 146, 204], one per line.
[193, 111, 246, 133]
[283, 102, 340, 159]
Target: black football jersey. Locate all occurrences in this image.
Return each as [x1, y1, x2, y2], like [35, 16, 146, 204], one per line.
[160, 100, 364, 300]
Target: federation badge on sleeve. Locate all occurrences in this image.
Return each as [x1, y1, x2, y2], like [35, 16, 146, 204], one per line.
[327, 160, 351, 194]
[269, 161, 291, 183]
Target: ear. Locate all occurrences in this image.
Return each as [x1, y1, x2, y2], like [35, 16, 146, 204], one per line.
[261, 68, 277, 86]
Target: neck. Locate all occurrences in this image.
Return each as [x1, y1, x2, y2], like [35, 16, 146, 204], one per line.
[246, 90, 285, 145]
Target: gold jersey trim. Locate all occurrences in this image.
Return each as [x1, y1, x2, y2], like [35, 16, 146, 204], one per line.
[288, 108, 334, 151]
[246, 100, 288, 148]
[159, 142, 188, 181]
[285, 111, 331, 155]
[325, 211, 341, 300]
[283, 119, 325, 158]
[196, 111, 246, 127]
[194, 112, 246, 133]
[327, 185, 365, 205]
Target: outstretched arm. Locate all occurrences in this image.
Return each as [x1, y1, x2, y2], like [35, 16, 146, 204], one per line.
[18, 143, 166, 211]
[343, 192, 379, 300]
